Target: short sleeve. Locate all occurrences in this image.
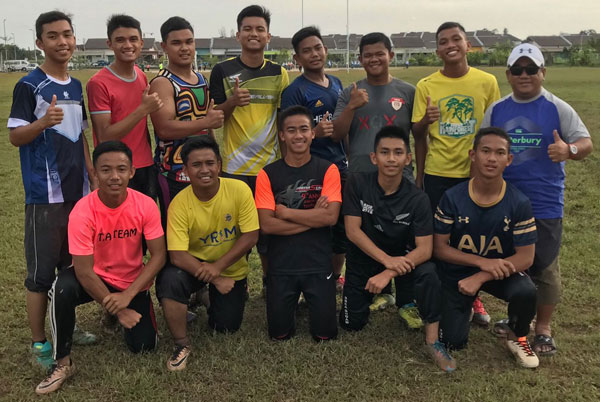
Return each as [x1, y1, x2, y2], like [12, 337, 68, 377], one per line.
[281, 83, 304, 111]
[412, 192, 433, 237]
[86, 77, 111, 114]
[555, 97, 591, 143]
[278, 68, 290, 108]
[333, 85, 351, 120]
[142, 196, 164, 241]
[209, 64, 226, 104]
[8, 81, 36, 128]
[481, 105, 493, 129]
[486, 77, 501, 109]
[433, 192, 455, 234]
[166, 194, 191, 251]
[342, 173, 362, 217]
[411, 80, 428, 124]
[254, 169, 275, 210]
[68, 200, 95, 256]
[512, 198, 537, 247]
[236, 183, 260, 233]
[322, 164, 342, 203]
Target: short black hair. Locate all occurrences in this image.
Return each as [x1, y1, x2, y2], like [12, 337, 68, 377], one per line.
[278, 105, 313, 131]
[373, 126, 410, 152]
[181, 136, 221, 165]
[160, 16, 194, 42]
[359, 32, 392, 54]
[237, 5, 271, 31]
[291, 26, 323, 53]
[35, 11, 73, 40]
[473, 127, 511, 152]
[435, 21, 466, 41]
[107, 14, 142, 39]
[93, 141, 133, 166]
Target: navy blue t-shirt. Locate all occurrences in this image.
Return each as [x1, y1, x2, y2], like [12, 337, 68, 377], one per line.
[281, 74, 347, 172]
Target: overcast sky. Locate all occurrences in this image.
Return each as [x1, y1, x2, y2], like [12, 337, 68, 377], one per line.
[2, 0, 599, 49]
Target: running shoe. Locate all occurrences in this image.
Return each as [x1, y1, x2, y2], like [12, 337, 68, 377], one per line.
[424, 341, 456, 373]
[471, 296, 491, 327]
[336, 276, 345, 293]
[167, 345, 191, 371]
[72, 325, 97, 345]
[369, 293, 396, 311]
[398, 302, 424, 329]
[507, 336, 539, 369]
[101, 311, 120, 335]
[32, 340, 54, 369]
[35, 360, 75, 394]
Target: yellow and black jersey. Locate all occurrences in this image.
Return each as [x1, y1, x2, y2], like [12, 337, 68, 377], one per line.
[434, 179, 537, 283]
[209, 57, 289, 176]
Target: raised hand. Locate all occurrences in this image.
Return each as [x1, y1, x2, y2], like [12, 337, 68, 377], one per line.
[548, 129, 570, 162]
[41, 95, 64, 128]
[348, 82, 369, 110]
[315, 111, 334, 138]
[140, 84, 163, 114]
[203, 99, 225, 129]
[421, 96, 440, 125]
[232, 76, 251, 107]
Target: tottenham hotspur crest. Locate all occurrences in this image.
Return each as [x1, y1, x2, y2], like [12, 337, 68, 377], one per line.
[503, 216, 511, 231]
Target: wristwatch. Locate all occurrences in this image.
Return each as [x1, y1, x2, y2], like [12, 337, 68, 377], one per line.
[569, 144, 578, 157]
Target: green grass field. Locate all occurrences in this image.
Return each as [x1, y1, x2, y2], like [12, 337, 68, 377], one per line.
[0, 67, 599, 401]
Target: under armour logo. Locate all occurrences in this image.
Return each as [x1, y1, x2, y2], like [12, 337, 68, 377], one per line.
[503, 216, 511, 231]
[458, 216, 470, 224]
[519, 48, 532, 54]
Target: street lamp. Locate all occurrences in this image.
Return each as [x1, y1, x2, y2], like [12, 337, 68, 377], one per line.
[29, 28, 37, 63]
[11, 32, 16, 60]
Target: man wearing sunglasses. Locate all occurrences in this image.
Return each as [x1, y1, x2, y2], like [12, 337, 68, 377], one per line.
[481, 43, 593, 358]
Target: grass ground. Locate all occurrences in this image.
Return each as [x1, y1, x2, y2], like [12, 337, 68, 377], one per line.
[0, 67, 599, 401]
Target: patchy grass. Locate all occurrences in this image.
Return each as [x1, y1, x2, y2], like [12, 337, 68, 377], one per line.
[0, 67, 598, 401]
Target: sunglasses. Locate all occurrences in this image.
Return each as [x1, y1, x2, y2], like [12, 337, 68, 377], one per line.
[509, 65, 540, 76]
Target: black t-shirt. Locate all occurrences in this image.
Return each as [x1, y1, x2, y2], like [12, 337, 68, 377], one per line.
[343, 171, 433, 265]
[255, 157, 341, 275]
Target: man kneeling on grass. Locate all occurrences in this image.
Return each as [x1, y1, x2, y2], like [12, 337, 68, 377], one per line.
[36, 141, 166, 394]
[340, 125, 454, 372]
[434, 127, 539, 369]
[156, 136, 259, 371]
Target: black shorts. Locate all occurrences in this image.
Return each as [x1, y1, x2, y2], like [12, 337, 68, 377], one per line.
[156, 263, 247, 333]
[423, 174, 468, 214]
[156, 174, 190, 229]
[129, 165, 158, 200]
[220, 171, 268, 255]
[266, 272, 337, 340]
[331, 170, 348, 255]
[24, 202, 75, 292]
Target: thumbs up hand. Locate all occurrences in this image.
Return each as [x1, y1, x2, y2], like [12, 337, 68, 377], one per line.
[203, 99, 225, 129]
[140, 84, 163, 114]
[41, 95, 64, 128]
[548, 129, 570, 162]
[315, 111, 333, 138]
[348, 82, 369, 110]
[421, 95, 440, 125]
[232, 76, 251, 107]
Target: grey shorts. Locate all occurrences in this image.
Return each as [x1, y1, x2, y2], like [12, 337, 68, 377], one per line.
[528, 218, 562, 305]
[24, 202, 75, 292]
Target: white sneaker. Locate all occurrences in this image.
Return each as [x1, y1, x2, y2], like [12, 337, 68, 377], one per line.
[507, 336, 539, 369]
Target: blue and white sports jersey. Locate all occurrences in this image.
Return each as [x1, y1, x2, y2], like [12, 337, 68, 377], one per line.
[434, 179, 537, 283]
[8, 68, 89, 204]
[482, 88, 590, 219]
[281, 74, 347, 172]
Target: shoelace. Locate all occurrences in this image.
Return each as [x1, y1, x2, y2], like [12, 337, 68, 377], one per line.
[433, 341, 453, 360]
[516, 337, 535, 356]
[171, 345, 188, 360]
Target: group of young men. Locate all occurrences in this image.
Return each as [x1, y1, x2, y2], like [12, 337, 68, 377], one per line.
[8, 4, 592, 395]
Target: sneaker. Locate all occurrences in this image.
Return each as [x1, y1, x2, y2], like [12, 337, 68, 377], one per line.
[471, 296, 490, 327]
[197, 286, 210, 309]
[101, 311, 120, 335]
[398, 302, 424, 329]
[506, 336, 539, 369]
[336, 276, 345, 293]
[72, 325, 97, 346]
[32, 341, 54, 370]
[167, 345, 191, 372]
[186, 310, 198, 323]
[35, 360, 75, 395]
[424, 341, 456, 373]
[369, 293, 395, 311]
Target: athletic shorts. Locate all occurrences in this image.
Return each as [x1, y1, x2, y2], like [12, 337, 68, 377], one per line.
[129, 165, 158, 201]
[220, 171, 268, 255]
[423, 174, 469, 214]
[156, 263, 247, 333]
[528, 218, 562, 305]
[24, 202, 75, 292]
[331, 171, 348, 255]
[156, 174, 189, 229]
[266, 272, 337, 340]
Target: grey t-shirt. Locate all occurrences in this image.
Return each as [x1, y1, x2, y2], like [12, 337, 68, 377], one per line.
[334, 78, 415, 175]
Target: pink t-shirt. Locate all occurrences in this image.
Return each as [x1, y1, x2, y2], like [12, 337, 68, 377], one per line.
[86, 65, 153, 168]
[68, 188, 164, 291]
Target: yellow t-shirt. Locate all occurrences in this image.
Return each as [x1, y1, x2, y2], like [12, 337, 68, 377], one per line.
[412, 68, 500, 178]
[166, 178, 260, 280]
